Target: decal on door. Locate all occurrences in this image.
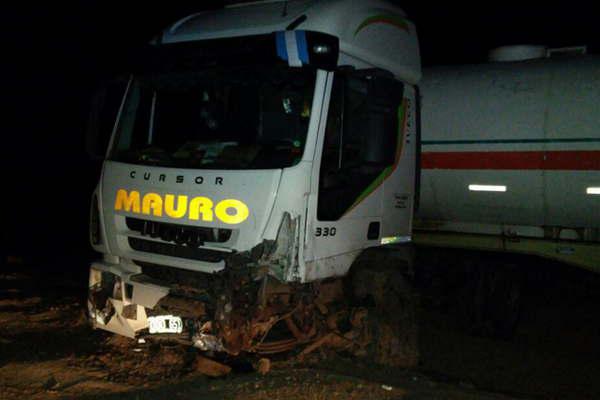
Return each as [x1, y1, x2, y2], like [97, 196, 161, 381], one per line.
[394, 193, 410, 209]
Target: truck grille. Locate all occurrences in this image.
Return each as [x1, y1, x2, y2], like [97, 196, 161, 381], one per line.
[126, 217, 232, 245]
[128, 237, 226, 262]
[132, 261, 215, 300]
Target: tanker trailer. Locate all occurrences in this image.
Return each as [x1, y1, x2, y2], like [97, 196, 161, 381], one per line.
[86, 0, 421, 366]
[415, 46, 600, 336]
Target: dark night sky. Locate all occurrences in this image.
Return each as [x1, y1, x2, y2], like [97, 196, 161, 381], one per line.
[4, 1, 599, 265]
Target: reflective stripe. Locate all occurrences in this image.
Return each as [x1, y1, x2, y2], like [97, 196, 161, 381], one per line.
[468, 184, 507, 192]
[587, 187, 600, 195]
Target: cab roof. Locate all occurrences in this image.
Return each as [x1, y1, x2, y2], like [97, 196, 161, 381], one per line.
[160, 0, 421, 84]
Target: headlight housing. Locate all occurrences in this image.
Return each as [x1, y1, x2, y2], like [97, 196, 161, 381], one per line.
[261, 212, 300, 281]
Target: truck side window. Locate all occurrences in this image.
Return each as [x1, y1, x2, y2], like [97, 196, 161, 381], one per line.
[318, 71, 403, 221]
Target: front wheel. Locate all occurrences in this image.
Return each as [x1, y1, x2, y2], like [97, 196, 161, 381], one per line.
[347, 247, 419, 367]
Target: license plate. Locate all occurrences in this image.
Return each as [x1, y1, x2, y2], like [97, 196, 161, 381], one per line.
[147, 315, 183, 334]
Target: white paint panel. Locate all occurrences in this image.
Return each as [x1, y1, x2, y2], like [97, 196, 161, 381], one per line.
[382, 87, 417, 239]
[102, 162, 282, 272]
[419, 56, 600, 235]
[421, 62, 549, 150]
[421, 170, 544, 227]
[162, 0, 421, 84]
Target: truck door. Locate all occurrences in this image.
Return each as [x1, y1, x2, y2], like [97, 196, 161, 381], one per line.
[304, 70, 407, 281]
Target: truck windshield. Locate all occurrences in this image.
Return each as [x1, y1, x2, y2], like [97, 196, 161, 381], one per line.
[110, 66, 316, 169]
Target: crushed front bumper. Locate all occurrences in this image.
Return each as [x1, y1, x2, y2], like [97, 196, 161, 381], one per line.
[88, 260, 229, 353]
[88, 261, 170, 338]
[87, 259, 374, 359]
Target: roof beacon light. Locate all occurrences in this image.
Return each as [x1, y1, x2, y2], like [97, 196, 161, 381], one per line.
[469, 184, 507, 192]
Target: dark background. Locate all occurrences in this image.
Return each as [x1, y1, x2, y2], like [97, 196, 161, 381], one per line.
[4, 1, 599, 268]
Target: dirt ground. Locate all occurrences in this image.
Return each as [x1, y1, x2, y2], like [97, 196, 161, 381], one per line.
[1, 255, 599, 400]
[415, 251, 600, 400]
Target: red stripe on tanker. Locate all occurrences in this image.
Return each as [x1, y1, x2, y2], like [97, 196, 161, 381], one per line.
[421, 150, 600, 170]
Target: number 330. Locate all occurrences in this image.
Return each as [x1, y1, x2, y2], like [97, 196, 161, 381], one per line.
[316, 227, 336, 237]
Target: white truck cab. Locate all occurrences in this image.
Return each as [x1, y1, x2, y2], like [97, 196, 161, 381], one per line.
[88, 0, 421, 359]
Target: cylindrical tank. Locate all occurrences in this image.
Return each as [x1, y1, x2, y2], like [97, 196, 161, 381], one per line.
[417, 55, 600, 241]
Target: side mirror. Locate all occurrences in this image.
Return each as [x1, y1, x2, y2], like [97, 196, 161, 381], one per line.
[85, 78, 128, 161]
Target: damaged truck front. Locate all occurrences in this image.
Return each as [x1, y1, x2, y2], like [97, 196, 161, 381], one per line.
[88, 0, 421, 366]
